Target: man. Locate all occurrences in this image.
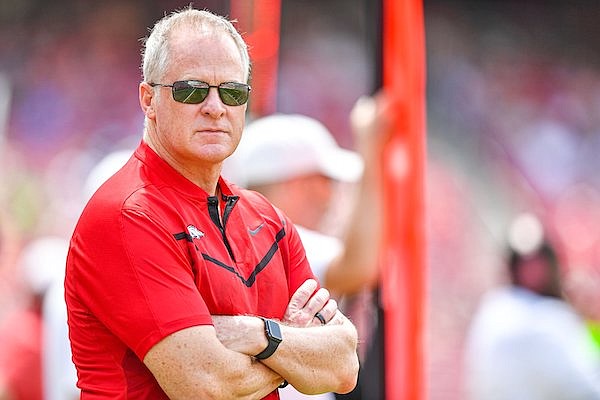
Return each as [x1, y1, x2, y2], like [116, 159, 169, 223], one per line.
[225, 114, 363, 292]
[65, 8, 358, 399]
[464, 213, 600, 400]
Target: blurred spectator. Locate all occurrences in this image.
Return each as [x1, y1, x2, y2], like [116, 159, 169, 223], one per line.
[38, 236, 77, 400]
[0, 236, 67, 400]
[224, 93, 392, 400]
[463, 212, 600, 400]
[42, 148, 132, 400]
[0, 303, 42, 400]
[43, 275, 78, 400]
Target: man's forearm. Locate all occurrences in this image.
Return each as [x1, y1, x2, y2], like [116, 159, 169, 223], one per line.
[144, 325, 283, 400]
[266, 312, 359, 394]
[213, 313, 359, 395]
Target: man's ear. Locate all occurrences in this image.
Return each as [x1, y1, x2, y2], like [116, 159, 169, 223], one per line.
[139, 82, 156, 120]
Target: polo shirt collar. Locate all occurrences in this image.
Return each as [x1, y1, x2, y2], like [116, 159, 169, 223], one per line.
[135, 140, 237, 200]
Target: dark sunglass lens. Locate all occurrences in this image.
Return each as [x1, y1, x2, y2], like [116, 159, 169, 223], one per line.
[172, 82, 209, 104]
[219, 83, 249, 106]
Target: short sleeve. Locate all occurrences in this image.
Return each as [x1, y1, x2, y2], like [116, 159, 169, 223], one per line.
[70, 207, 212, 360]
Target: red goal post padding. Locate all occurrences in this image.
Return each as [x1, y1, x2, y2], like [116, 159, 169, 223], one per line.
[381, 1, 427, 399]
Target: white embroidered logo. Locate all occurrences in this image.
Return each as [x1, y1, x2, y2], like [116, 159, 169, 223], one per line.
[187, 225, 204, 239]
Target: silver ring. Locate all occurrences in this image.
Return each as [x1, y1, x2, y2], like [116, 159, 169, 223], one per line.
[314, 312, 326, 325]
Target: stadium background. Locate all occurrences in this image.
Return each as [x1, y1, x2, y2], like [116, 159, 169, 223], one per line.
[2, 1, 600, 399]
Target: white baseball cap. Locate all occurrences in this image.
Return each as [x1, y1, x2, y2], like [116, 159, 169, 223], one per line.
[225, 114, 363, 187]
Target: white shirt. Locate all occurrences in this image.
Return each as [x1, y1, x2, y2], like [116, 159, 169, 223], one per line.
[464, 286, 600, 400]
[43, 277, 79, 400]
[295, 226, 342, 283]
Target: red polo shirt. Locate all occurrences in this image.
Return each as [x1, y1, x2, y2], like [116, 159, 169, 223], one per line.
[65, 141, 315, 399]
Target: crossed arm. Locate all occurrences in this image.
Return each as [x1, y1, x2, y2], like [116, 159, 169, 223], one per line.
[143, 279, 359, 400]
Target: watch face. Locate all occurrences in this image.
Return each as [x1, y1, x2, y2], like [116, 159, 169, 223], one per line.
[265, 319, 283, 342]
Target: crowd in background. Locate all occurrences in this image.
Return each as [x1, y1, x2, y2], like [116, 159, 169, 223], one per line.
[1, 0, 600, 399]
[426, 2, 600, 398]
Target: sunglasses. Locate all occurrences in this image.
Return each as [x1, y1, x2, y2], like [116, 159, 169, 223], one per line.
[149, 80, 251, 106]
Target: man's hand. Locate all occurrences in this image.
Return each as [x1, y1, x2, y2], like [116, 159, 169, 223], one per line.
[283, 279, 340, 327]
[209, 279, 359, 395]
[211, 279, 341, 354]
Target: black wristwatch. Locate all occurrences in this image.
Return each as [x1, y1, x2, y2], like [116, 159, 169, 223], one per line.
[254, 317, 283, 360]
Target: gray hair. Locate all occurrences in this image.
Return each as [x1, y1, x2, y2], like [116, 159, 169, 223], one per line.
[141, 7, 251, 83]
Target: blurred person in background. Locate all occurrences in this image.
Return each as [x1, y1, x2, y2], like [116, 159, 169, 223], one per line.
[65, 7, 358, 399]
[463, 212, 600, 400]
[0, 236, 67, 400]
[42, 147, 133, 400]
[225, 93, 393, 400]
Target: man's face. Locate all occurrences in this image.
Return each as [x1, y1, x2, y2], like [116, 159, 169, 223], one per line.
[145, 30, 247, 169]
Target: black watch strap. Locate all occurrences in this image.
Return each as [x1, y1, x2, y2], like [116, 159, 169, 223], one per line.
[254, 318, 283, 360]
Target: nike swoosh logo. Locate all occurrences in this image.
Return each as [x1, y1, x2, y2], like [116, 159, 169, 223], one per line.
[248, 223, 265, 236]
